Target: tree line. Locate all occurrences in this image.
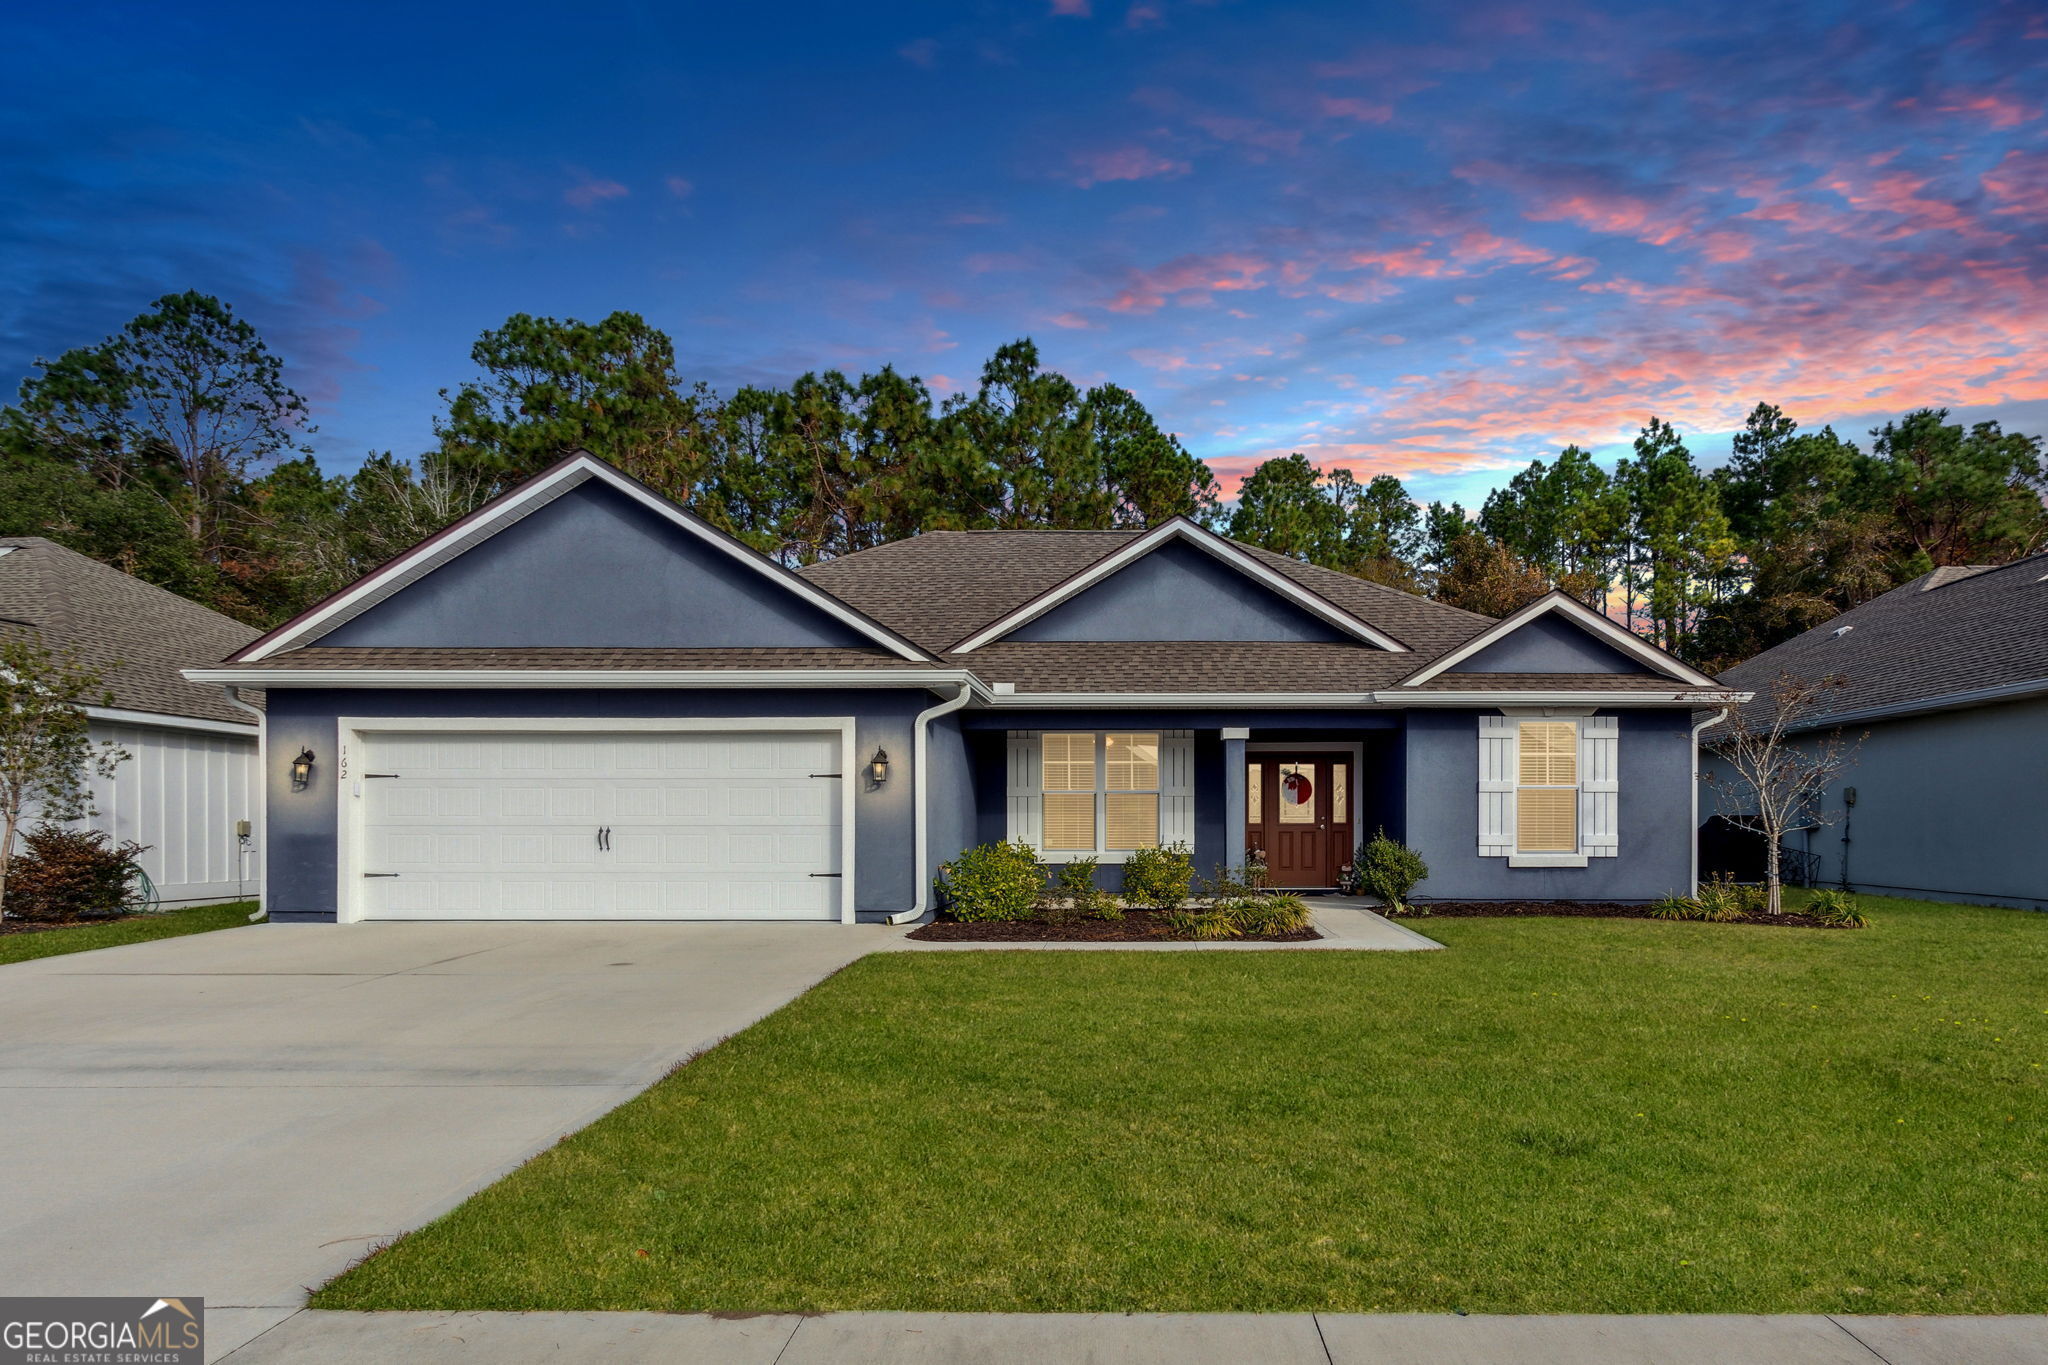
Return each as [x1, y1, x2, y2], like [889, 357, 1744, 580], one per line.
[3, 291, 2043, 669]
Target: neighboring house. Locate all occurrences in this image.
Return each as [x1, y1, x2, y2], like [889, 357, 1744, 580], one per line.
[1, 537, 263, 905]
[185, 454, 1737, 925]
[1706, 555, 2048, 912]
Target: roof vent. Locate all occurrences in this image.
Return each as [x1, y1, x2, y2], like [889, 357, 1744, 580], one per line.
[1830, 624, 1854, 639]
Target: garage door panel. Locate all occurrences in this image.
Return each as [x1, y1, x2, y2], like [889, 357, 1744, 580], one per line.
[356, 729, 844, 921]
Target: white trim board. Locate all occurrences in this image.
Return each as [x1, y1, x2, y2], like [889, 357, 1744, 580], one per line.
[85, 705, 257, 738]
[1399, 590, 1721, 688]
[949, 518, 1409, 654]
[188, 667, 990, 694]
[332, 715, 858, 925]
[236, 453, 930, 664]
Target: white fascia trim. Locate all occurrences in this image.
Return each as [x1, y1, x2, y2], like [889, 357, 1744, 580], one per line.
[983, 691, 1379, 707]
[185, 667, 993, 695]
[949, 520, 1408, 654]
[85, 705, 256, 737]
[334, 715, 860, 925]
[1400, 592, 1720, 688]
[239, 455, 929, 664]
[1375, 690, 1751, 707]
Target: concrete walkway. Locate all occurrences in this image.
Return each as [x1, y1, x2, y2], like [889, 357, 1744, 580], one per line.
[222, 1309, 2048, 1363]
[0, 921, 897, 1360]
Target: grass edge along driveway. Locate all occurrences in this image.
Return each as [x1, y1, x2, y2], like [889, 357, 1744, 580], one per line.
[0, 901, 258, 965]
[315, 892, 2048, 1316]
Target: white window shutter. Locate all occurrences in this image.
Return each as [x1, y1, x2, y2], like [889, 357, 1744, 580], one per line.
[1159, 730, 1195, 848]
[1580, 715, 1618, 856]
[1006, 731, 1042, 850]
[1478, 716, 1516, 856]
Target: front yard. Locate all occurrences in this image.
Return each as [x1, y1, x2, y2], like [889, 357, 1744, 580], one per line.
[316, 893, 2047, 1315]
[0, 900, 258, 965]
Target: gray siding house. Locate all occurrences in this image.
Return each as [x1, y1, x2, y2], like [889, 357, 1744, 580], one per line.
[186, 454, 1735, 924]
[1707, 556, 2048, 912]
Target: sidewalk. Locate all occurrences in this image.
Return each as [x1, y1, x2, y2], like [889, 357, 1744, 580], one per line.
[219, 1309, 2048, 1363]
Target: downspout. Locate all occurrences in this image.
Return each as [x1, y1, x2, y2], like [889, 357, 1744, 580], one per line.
[1690, 706, 1729, 895]
[879, 682, 974, 926]
[219, 685, 267, 922]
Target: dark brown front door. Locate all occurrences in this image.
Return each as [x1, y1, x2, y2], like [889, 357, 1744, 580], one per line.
[1248, 755, 1353, 888]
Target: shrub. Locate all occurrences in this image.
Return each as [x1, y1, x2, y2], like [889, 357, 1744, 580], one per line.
[1163, 907, 1240, 940]
[1358, 829, 1428, 914]
[1121, 842, 1194, 910]
[934, 840, 1043, 922]
[1806, 887, 1869, 928]
[1693, 873, 1755, 922]
[1053, 857, 1123, 920]
[1222, 893, 1311, 935]
[1647, 895, 1705, 921]
[1203, 861, 1270, 899]
[4, 824, 148, 923]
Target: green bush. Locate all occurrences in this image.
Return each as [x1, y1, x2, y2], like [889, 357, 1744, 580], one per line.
[1222, 893, 1311, 935]
[4, 824, 149, 923]
[1693, 874, 1755, 922]
[1358, 829, 1428, 914]
[1203, 862, 1270, 899]
[1121, 842, 1194, 909]
[1163, 908, 1240, 940]
[1053, 857, 1123, 920]
[1647, 895, 1706, 921]
[1805, 888, 1869, 928]
[934, 841, 1044, 922]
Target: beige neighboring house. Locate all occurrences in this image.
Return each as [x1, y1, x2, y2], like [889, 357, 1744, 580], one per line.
[1, 537, 262, 905]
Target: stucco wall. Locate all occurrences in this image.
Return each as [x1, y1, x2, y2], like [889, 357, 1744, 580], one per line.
[1404, 708, 1695, 901]
[1008, 538, 1349, 643]
[319, 482, 873, 649]
[1459, 613, 1643, 673]
[261, 687, 943, 921]
[1702, 695, 2048, 911]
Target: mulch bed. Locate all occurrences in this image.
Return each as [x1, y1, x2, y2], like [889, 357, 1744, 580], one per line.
[909, 908, 1321, 943]
[0, 914, 136, 936]
[1410, 900, 1845, 929]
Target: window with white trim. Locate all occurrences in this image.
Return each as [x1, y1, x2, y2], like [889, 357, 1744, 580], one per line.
[1516, 720, 1579, 853]
[1040, 732, 1160, 852]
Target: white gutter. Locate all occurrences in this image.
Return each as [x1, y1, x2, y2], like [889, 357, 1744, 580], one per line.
[85, 705, 256, 737]
[1380, 689, 1750, 708]
[1690, 706, 1730, 894]
[184, 667, 993, 695]
[880, 682, 975, 926]
[217, 686, 268, 921]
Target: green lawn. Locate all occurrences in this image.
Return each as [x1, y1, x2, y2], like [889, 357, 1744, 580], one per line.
[0, 901, 258, 965]
[316, 893, 2048, 1315]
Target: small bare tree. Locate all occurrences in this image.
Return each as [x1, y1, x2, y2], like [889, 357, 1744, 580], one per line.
[1703, 672, 1863, 915]
[0, 637, 127, 920]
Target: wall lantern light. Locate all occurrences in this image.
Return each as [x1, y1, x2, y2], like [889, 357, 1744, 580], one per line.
[289, 748, 316, 791]
[868, 747, 890, 786]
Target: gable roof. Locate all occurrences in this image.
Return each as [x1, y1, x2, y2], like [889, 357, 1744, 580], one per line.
[230, 452, 935, 664]
[1400, 590, 1720, 689]
[943, 518, 1408, 653]
[1719, 552, 2048, 727]
[0, 538, 259, 725]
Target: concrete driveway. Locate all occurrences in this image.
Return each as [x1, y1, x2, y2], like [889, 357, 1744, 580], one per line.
[0, 921, 896, 1357]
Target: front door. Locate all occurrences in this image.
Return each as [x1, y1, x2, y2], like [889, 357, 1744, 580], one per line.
[1248, 755, 1353, 888]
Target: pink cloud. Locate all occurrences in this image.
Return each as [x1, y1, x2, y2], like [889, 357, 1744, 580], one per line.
[1982, 149, 2048, 217]
[1068, 146, 1192, 187]
[1319, 96, 1394, 123]
[1125, 2, 1163, 28]
[1050, 0, 1091, 14]
[563, 174, 630, 209]
[664, 176, 694, 199]
[1104, 253, 1274, 312]
[1048, 311, 1099, 330]
[898, 38, 939, 67]
[1933, 90, 2040, 129]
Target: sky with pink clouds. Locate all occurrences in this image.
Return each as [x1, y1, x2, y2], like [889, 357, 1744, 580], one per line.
[3, 0, 2044, 508]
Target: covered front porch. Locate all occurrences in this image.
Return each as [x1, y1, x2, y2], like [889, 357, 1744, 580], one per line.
[964, 711, 1406, 891]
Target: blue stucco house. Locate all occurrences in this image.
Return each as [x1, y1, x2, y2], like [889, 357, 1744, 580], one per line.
[186, 453, 1737, 924]
[1706, 556, 2048, 912]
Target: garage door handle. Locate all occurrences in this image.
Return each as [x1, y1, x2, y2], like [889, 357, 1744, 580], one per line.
[363, 872, 399, 878]
[809, 872, 842, 878]
[596, 826, 611, 851]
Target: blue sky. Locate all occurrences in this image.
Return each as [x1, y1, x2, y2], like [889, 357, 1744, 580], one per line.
[3, 0, 2044, 507]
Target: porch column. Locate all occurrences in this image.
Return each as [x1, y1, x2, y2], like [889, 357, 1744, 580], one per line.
[1222, 727, 1249, 871]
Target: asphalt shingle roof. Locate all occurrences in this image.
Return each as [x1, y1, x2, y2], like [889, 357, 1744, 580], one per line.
[1718, 551, 2048, 725]
[0, 538, 259, 725]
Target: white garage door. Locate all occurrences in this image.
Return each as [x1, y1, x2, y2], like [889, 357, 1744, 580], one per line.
[353, 729, 844, 920]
